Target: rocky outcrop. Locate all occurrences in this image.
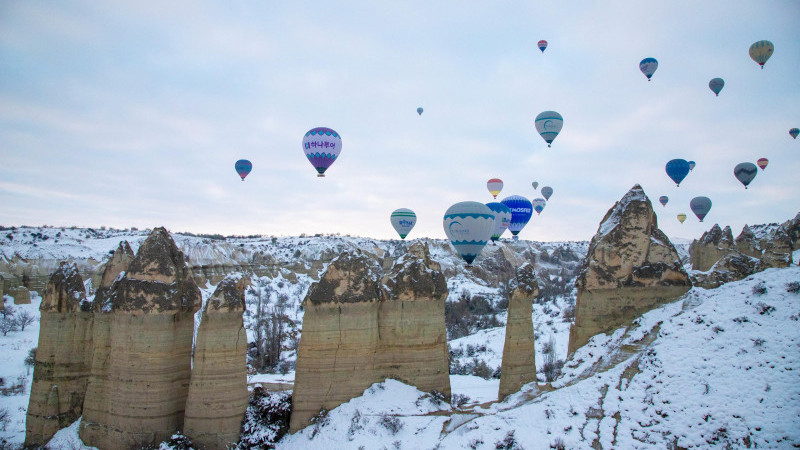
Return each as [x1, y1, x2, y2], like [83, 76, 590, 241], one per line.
[290, 242, 449, 432]
[184, 274, 250, 449]
[689, 225, 735, 272]
[759, 226, 793, 268]
[498, 263, 538, 401]
[93, 241, 134, 303]
[80, 227, 202, 450]
[691, 252, 762, 289]
[568, 185, 691, 355]
[734, 225, 761, 259]
[25, 262, 92, 446]
[11, 285, 31, 304]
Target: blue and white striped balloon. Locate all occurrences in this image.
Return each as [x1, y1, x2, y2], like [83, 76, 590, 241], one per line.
[639, 57, 658, 81]
[532, 198, 547, 215]
[534, 111, 563, 147]
[500, 195, 533, 240]
[485, 202, 512, 242]
[443, 202, 495, 265]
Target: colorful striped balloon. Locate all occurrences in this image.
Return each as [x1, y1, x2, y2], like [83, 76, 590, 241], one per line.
[538, 40, 548, 52]
[756, 158, 768, 171]
[749, 40, 774, 69]
[443, 202, 495, 265]
[532, 198, 546, 215]
[302, 127, 341, 177]
[487, 178, 504, 199]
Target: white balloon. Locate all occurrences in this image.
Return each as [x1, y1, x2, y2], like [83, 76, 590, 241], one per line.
[443, 202, 495, 265]
[390, 208, 416, 239]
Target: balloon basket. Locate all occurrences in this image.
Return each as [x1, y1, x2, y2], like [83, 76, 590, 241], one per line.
[317, 174, 325, 178]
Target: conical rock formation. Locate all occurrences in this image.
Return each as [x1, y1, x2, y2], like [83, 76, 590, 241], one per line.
[291, 242, 450, 431]
[568, 185, 691, 355]
[689, 224, 735, 272]
[25, 262, 92, 446]
[80, 227, 201, 450]
[184, 273, 250, 450]
[498, 262, 538, 401]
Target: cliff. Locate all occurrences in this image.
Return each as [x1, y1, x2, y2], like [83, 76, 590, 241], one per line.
[568, 185, 691, 355]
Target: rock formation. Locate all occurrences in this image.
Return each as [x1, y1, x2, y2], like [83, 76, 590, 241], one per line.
[184, 273, 250, 449]
[568, 185, 691, 355]
[290, 242, 450, 432]
[80, 228, 202, 449]
[25, 262, 93, 446]
[689, 225, 735, 272]
[498, 262, 538, 401]
[691, 252, 762, 289]
[734, 225, 761, 259]
[11, 285, 31, 304]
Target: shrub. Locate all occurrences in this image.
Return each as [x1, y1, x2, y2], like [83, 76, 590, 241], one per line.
[786, 281, 800, 294]
[550, 437, 565, 449]
[751, 283, 768, 296]
[755, 302, 775, 315]
[237, 388, 292, 449]
[495, 430, 521, 449]
[378, 414, 403, 435]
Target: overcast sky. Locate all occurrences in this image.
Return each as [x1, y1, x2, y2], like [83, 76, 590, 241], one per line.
[1, 1, 798, 241]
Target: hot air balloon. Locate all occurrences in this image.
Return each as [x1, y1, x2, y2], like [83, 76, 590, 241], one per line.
[709, 78, 724, 96]
[734, 162, 757, 188]
[659, 196, 669, 207]
[302, 127, 341, 177]
[790, 128, 799, 139]
[534, 111, 563, 147]
[234, 159, 252, 181]
[677, 213, 687, 224]
[541, 186, 553, 201]
[690, 197, 712, 222]
[538, 40, 548, 52]
[443, 202, 495, 265]
[749, 40, 774, 69]
[487, 178, 504, 199]
[688, 161, 696, 171]
[756, 158, 768, 171]
[532, 181, 539, 190]
[417, 107, 423, 115]
[666, 159, 691, 186]
[486, 202, 512, 242]
[390, 208, 417, 239]
[639, 57, 658, 81]
[532, 198, 547, 215]
[500, 195, 533, 241]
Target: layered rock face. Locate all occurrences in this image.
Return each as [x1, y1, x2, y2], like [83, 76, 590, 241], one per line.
[184, 274, 250, 449]
[80, 228, 202, 450]
[291, 242, 449, 432]
[691, 252, 762, 289]
[689, 225, 735, 272]
[498, 263, 539, 401]
[25, 262, 93, 446]
[568, 185, 691, 355]
[11, 285, 31, 304]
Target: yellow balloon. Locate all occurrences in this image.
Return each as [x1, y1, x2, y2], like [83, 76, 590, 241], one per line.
[749, 40, 774, 69]
[677, 213, 687, 224]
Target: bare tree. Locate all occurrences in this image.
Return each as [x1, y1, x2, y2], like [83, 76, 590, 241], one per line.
[15, 309, 36, 331]
[0, 315, 18, 336]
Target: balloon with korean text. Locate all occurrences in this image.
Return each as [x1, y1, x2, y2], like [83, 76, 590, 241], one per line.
[690, 197, 712, 222]
[666, 159, 691, 186]
[417, 107, 423, 116]
[485, 202, 512, 242]
[302, 127, 341, 177]
[639, 57, 658, 81]
[709, 78, 724, 96]
[756, 158, 768, 171]
[500, 195, 533, 241]
[487, 178, 504, 199]
[659, 196, 669, 207]
[749, 40, 774, 69]
[532, 198, 547, 215]
[390, 208, 417, 240]
[541, 186, 553, 201]
[734, 162, 757, 189]
[234, 159, 252, 181]
[443, 201, 495, 265]
[677, 213, 687, 224]
[538, 40, 548, 52]
[790, 128, 799, 139]
[535, 111, 563, 147]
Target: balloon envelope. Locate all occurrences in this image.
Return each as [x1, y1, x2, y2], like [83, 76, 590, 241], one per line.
[749, 40, 774, 68]
[639, 57, 658, 80]
[390, 208, 417, 239]
[734, 162, 758, 188]
[487, 178, 504, 199]
[234, 159, 252, 181]
[417, 107, 423, 115]
[532, 181, 539, 190]
[709, 78, 724, 96]
[541, 186, 553, 201]
[790, 128, 799, 139]
[659, 196, 669, 207]
[534, 111, 563, 147]
[666, 159, 691, 186]
[485, 202, 512, 242]
[538, 40, 548, 52]
[690, 197, 712, 222]
[532, 198, 547, 215]
[756, 158, 768, 171]
[302, 127, 341, 177]
[500, 195, 533, 240]
[677, 213, 687, 224]
[443, 202, 495, 265]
